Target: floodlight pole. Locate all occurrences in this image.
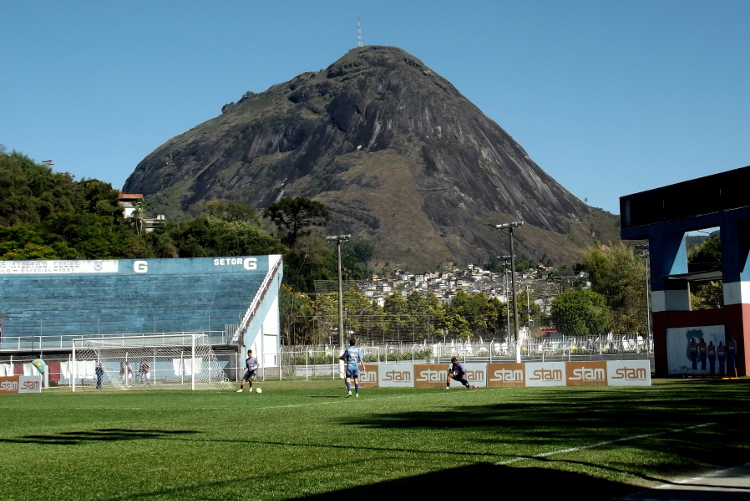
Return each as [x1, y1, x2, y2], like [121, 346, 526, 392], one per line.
[496, 222, 524, 362]
[497, 256, 512, 343]
[326, 234, 351, 348]
[636, 244, 652, 354]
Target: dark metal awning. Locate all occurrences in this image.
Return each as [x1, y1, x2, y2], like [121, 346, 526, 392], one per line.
[665, 270, 723, 282]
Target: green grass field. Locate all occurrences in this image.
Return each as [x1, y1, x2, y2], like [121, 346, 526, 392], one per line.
[2, 378, 750, 500]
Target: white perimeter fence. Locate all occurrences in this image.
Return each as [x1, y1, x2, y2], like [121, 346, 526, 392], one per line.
[1, 335, 654, 384]
[268, 335, 654, 380]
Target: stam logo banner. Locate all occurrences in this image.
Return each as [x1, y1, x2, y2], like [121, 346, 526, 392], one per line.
[487, 363, 525, 387]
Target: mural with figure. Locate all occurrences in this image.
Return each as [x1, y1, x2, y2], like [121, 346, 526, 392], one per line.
[666, 325, 726, 375]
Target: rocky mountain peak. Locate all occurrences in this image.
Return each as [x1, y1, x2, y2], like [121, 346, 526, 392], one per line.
[123, 46, 618, 272]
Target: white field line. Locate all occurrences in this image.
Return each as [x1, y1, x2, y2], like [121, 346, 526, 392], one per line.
[495, 421, 717, 465]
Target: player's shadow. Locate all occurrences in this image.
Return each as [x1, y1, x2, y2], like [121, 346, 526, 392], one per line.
[295, 462, 639, 500]
[0, 428, 197, 445]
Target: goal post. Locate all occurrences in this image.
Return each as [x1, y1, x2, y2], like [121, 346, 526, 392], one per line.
[71, 334, 231, 391]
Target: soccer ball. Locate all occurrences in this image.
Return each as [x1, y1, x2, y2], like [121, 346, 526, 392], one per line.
[255, 387, 262, 394]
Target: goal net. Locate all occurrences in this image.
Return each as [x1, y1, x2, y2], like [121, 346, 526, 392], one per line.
[71, 334, 231, 391]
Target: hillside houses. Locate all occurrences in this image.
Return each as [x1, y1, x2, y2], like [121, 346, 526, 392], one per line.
[357, 264, 583, 308]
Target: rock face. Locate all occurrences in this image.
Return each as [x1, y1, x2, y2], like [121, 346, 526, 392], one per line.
[124, 46, 618, 271]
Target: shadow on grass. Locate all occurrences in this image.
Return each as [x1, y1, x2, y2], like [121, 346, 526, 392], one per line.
[294, 462, 638, 500]
[339, 379, 750, 439]
[0, 428, 198, 445]
[330, 379, 750, 488]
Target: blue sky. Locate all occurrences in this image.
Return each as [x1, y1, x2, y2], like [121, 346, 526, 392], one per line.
[2, 1, 748, 215]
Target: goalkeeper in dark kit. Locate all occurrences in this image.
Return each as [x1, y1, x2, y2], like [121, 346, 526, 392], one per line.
[446, 357, 477, 389]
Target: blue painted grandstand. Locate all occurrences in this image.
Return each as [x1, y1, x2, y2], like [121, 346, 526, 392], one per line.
[0, 256, 282, 359]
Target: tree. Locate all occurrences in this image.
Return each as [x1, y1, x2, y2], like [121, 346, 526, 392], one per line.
[40, 212, 124, 259]
[688, 234, 724, 309]
[312, 291, 365, 344]
[688, 234, 721, 273]
[75, 179, 123, 218]
[156, 217, 285, 258]
[484, 297, 507, 339]
[691, 280, 723, 310]
[581, 243, 647, 334]
[0, 151, 79, 226]
[188, 200, 260, 225]
[341, 289, 374, 336]
[383, 292, 411, 340]
[282, 234, 336, 292]
[448, 290, 486, 336]
[0, 242, 63, 260]
[263, 197, 329, 247]
[340, 239, 373, 280]
[551, 288, 610, 336]
[279, 285, 316, 345]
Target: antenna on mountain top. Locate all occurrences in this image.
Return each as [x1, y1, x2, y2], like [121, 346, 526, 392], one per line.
[357, 17, 362, 47]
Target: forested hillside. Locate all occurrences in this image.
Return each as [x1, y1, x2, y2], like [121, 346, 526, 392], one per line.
[0, 150, 140, 260]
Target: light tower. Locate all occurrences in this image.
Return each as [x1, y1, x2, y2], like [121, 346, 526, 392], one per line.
[357, 17, 362, 48]
[326, 234, 351, 347]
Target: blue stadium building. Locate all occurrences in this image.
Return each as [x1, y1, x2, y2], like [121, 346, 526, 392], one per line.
[0, 255, 282, 369]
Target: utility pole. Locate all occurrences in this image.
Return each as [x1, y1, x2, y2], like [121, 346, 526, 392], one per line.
[496, 222, 524, 362]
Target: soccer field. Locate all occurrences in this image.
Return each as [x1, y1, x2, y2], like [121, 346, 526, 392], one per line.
[2, 379, 750, 500]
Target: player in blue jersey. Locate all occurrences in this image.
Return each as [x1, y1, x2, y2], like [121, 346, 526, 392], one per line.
[340, 337, 364, 398]
[237, 349, 259, 393]
[446, 357, 477, 389]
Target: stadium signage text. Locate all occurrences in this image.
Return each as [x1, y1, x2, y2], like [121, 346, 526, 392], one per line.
[377, 364, 413, 387]
[377, 360, 651, 388]
[0, 376, 42, 394]
[213, 257, 257, 270]
[493, 369, 524, 381]
[567, 362, 608, 386]
[488, 364, 526, 387]
[606, 360, 652, 386]
[612, 367, 648, 379]
[0, 380, 18, 392]
[0, 260, 118, 274]
[384, 370, 411, 381]
[417, 369, 447, 381]
[570, 368, 605, 380]
[360, 365, 379, 387]
[532, 368, 563, 380]
[414, 364, 447, 387]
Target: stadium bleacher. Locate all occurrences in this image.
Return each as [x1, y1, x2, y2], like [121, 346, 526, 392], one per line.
[0, 256, 276, 340]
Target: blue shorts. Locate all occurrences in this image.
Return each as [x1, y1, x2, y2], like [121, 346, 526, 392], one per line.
[346, 367, 360, 379]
